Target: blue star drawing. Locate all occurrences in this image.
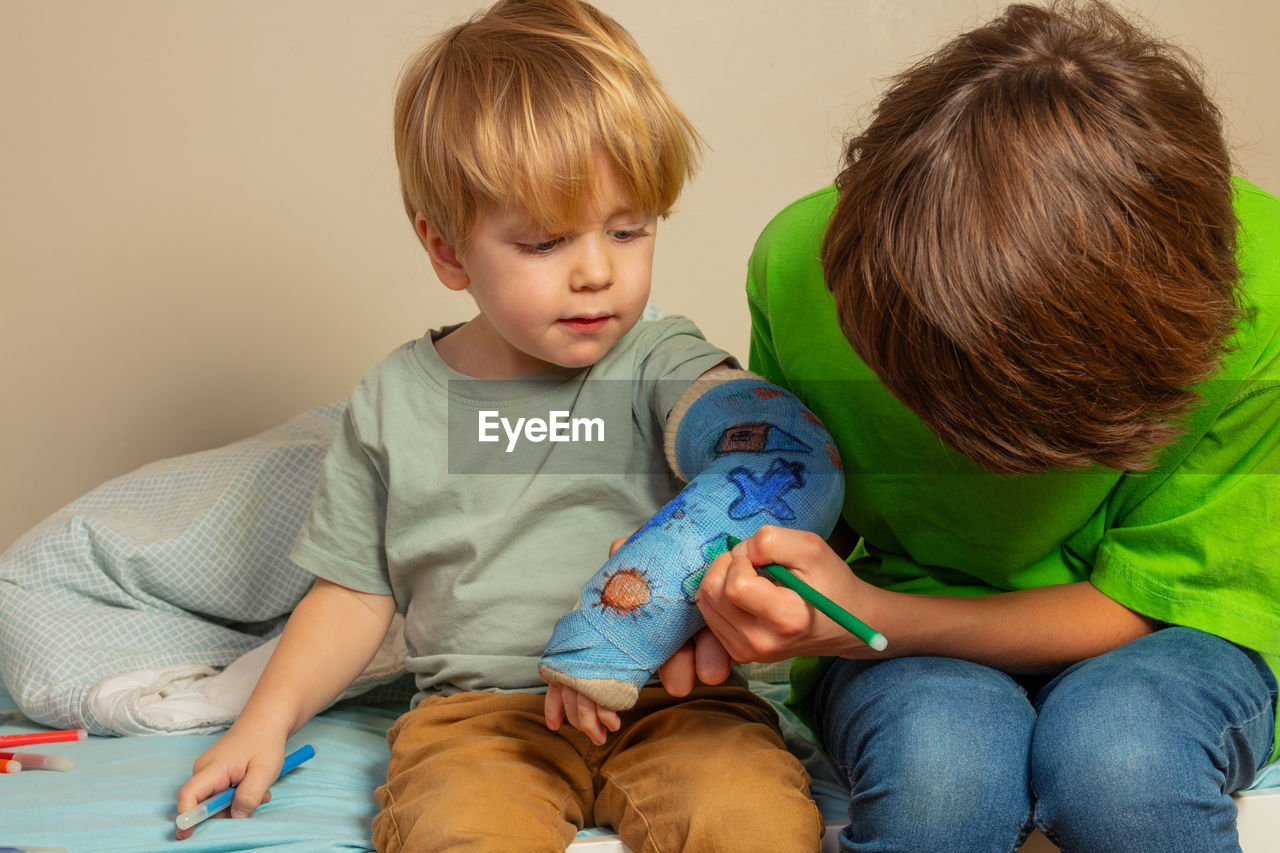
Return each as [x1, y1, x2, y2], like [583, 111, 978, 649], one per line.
[727, 458, 805, 521]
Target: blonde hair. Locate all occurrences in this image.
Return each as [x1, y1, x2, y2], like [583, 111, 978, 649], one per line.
[394, 0, 702, 249]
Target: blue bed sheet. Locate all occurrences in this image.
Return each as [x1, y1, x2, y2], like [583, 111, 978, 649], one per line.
[0, 685, 398, 852]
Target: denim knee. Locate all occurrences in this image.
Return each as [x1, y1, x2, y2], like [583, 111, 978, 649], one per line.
[816, 657, 1035, 852]
[1031, 628, 1276, 853]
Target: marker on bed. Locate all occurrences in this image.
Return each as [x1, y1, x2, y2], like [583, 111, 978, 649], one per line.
[175, 744, 316, 832]
[725, 536, 888, 652]
[0, 847, 69, 853]
[0, 751, 74, 771]
[0, 729, 88, 749]
[1, 758, 21, 773]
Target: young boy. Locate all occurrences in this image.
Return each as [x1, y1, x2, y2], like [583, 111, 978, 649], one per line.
[176, 2, 840, 850]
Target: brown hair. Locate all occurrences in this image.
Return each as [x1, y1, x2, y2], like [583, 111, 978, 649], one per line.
[394, 0, 701, 250]
[822, 0, 1241, 473]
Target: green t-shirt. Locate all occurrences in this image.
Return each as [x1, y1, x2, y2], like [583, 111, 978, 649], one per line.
[748, 180, 1280, 757]
[291, 316, 731, 707]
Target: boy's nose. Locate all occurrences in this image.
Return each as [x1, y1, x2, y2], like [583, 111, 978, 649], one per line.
[571, 240, 612, 291]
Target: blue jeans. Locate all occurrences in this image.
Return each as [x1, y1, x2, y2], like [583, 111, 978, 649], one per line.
[813, 627, 1277, 853]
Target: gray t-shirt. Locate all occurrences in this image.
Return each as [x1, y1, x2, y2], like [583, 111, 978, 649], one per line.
[291, 316, 731, 705]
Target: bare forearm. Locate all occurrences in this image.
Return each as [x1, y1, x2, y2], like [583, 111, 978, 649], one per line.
[234, 579, 397, 738]
[698, 529, 1156, 675]
[870, 581, 1157, 673]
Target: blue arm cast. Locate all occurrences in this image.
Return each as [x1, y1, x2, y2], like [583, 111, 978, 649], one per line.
[537, 377, 845, 709]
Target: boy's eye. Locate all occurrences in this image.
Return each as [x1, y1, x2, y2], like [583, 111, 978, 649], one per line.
[518, 238, 561, 255]
[610, 227, 651, 242]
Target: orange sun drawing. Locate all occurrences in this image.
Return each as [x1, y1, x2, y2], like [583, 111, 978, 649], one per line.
[593, 566, 659, 618]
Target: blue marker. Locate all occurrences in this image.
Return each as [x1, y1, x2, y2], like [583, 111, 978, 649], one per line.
[0, 848, 68, 852]
[175, 744, 316, 831]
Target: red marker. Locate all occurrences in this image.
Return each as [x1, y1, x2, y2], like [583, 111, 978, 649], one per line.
[0, 729, 88, 748]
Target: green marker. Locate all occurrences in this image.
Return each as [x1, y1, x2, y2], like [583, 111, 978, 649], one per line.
[726, 536, 888, 652]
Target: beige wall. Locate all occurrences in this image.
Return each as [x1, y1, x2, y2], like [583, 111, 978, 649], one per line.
[3, 0, 1278, 550]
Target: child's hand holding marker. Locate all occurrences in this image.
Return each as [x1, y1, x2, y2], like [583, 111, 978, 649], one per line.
[724, 536, 887, 651]
[174, 744, 315, 840]
[694, 528, 890, 663]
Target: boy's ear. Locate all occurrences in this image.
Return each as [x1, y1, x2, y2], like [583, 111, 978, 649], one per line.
[415, 214, 470, 292]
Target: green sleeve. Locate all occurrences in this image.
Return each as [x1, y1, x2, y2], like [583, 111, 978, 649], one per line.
[290, 400, 394, 596]
[1091, 380, 1280, 653]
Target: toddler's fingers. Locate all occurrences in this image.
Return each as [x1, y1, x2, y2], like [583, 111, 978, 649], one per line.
[175, 788, 271, 840]
[574, 690, 608, 745]
[230, 761, 282, 819]
[176, 765, 233, 815]
[559, 684, 583, 731]
[545, 683, 566, 730]
[597, 704, 621, 733]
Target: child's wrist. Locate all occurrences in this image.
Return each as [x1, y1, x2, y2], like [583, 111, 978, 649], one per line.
[231, 700, 300, 742]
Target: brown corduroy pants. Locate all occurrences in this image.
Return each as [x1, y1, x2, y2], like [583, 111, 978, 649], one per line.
[371, 683, 823, 853]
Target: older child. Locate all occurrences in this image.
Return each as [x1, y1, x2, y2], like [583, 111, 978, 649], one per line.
[176, 1, 838, 850]
[688, 2, 1280, 851]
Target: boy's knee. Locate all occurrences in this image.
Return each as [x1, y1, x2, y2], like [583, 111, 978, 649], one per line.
[374, 777, 581, 853]
[822, 658, 1034, 779]
[1030, 631, 1274, 846]
[681, 794, 823, 853]
[604, 774, 822, 853]
[599, 695, 823, 852]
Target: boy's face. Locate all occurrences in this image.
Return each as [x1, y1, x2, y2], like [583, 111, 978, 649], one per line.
[442, 159, 657, 378]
